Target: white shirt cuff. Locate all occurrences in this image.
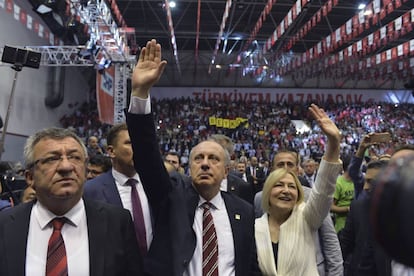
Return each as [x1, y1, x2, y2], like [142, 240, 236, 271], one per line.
[128, 95, 151, 114]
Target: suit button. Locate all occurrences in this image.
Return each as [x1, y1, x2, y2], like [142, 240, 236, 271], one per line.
[183, 259, 189, 266]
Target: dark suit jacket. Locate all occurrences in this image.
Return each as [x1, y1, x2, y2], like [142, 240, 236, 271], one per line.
[126, 112, 260, 276]
[340, 198, 391, 276]
[245, 166, 266, 193]
[173, 171, 254, 205]
[299, 175, 311, 188]
[83, 171, 123, 207]
[0, 199, 142, 276]
[227, 171, 254, 204]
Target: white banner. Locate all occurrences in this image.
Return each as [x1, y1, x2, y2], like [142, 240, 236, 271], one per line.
[151, 87, 414, 104]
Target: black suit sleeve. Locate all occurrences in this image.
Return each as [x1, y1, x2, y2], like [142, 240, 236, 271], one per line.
[126, 112, 172, 219]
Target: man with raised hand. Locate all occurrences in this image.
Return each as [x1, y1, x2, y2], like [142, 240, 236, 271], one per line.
[126, 39, 260, 276]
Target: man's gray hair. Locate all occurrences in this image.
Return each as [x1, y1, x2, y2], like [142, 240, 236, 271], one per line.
[24, 127, 87, 167]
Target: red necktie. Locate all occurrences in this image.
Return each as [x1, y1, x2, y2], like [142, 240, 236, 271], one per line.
[46, 217, 68, 276]
[202, 202, 218, 276]
[126, 178, 147, 256]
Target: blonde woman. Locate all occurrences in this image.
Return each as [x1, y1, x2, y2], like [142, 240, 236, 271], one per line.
[255, 104, 342, 275]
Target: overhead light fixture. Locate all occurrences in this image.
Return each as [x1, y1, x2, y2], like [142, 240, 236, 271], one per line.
[36, 0, 56, 14]
[358, 3, 366, 10]
[66, 16, 78, 30]
[364, 10, 372, 16]
[36, 4, 52, 14]
[162, 1, 176, 9]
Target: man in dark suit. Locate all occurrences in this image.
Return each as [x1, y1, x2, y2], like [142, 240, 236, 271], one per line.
[126, 39, 259, 276]
[340, 159, 391, 276]
[83, 123, 153, 256]
[0, 127, 141, 276]
[208, 134, 254, 203]
[226, 172, 254, 203]
[245, 156, 266, 194]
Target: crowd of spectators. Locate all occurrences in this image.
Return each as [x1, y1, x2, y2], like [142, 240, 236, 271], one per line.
[59, 101, 112, 150]
[59, 98, 414, 172]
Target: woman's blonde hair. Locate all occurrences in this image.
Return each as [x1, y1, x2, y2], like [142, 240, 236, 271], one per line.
[261, 168, 304, 213]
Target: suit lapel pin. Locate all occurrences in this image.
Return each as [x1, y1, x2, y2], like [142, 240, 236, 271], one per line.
[235, 214, 241, 220]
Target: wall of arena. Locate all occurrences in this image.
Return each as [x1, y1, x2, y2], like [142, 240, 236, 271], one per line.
[0, 0, 89, 162]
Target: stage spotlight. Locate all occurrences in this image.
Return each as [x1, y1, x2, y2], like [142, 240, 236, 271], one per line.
[66, 16, 78, 30]
[358, 3, 366, 10]
[86, 39, 96, 50]
[96, 57, 112, 74]
[78, 40, 101, 60]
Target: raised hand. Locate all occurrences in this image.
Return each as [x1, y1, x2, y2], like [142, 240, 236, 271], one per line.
[355, 133, 377, 157]
[131, 39, 167, 98]
[308, 103, 341, 162]
[308, 104, 341, 140]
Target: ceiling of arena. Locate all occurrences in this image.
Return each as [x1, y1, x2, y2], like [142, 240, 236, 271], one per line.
[122, 0, 363, 52]
[29, 0, 414, 89]
[110, 0, 414, 88]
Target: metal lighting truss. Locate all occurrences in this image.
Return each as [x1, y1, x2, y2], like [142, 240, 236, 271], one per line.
[69, 0, 135, 63]
[21, 46, 98, 66]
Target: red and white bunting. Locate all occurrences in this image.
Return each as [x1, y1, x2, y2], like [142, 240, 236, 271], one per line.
[0, 0, 63, 45]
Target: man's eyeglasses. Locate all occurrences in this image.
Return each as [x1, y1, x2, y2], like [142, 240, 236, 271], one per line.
[28, 154, 85, 169]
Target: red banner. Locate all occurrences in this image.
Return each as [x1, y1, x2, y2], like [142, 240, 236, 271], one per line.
[96, 66, 115, 125]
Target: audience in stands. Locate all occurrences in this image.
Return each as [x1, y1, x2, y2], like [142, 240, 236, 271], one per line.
[86, 135, 104, 158]
[60, 99, 413, 175]
[302, 158, 318, 188]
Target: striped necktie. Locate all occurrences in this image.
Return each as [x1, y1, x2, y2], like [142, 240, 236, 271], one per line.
[202, 202, 218, 276]
[46, 217, 68, 276]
